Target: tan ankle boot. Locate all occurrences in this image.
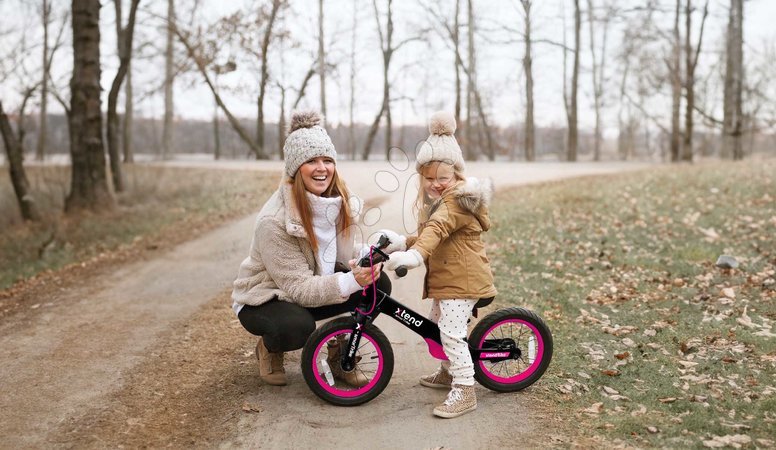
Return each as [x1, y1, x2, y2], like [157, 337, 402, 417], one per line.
[256, 337, 287, 386]
[326, 335, 370, 387]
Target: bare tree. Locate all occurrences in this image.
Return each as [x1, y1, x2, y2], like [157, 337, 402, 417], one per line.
[162, 0, 175, 159]
[586, 0, 612, 161]
[564, 0, 581, 162]
[362, 0, 417, 160]
[106, 0, 141, 192]
[123, 57, 133, 162]
[35, 0, 51, 161]
[464, 0, 476, 160]
[1, 100, 41, 221]
[520, 0, 535, 161]
[318, 0, 326, 126]
[723, 0, 743, 160]
[681, 0, 710, 162]
[67, 0, 114, 212]
[347, 0, 358, 159]
[34, 2, 68, 162]
[453, 0, 462, 126]
[669, 0, 682, 162]
[422, 0, 492, 160]
[255, 0, 282, 160]
[173, 26, 261, 156]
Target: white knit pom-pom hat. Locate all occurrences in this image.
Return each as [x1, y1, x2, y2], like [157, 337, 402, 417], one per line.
[283, 110, 337, 178]
[415, 111, 465, 172]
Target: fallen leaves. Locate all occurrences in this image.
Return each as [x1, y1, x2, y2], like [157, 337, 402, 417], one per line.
[701, 434, 751, 449]
[241, 402, 262, 413]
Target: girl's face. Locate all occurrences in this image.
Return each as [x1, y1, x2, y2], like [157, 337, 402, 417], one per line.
[299, 156, 336, 195]
[421, 162, 456, 199]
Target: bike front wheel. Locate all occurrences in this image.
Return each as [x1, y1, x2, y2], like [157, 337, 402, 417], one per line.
[471, 307, 553, 392]
[301, 317, 394, 406]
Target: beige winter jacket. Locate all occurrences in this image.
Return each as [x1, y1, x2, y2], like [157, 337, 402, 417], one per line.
[231, 180, 362, 308]
[407, 178, 498, 300]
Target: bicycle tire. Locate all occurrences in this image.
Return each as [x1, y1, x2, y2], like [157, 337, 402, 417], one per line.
[471, 307, 553, 392]
[301, 317, 394, 406]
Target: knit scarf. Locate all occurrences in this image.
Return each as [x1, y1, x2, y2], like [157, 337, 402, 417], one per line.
[306, 192, 342, 275]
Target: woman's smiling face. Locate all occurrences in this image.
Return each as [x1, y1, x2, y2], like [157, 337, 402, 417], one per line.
[421, 161, 456, 199]
[298, 156, 336, 195]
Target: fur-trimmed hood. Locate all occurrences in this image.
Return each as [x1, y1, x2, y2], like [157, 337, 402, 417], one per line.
[434, 176, 494, 231]
[453, 177, 494, 215]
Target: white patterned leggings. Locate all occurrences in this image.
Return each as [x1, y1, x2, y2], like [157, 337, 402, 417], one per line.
[428, 298, 477, 386]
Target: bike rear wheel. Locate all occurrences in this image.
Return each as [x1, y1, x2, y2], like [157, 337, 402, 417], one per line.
[471, 307, 553, 392]
[301, 317, 394, 406]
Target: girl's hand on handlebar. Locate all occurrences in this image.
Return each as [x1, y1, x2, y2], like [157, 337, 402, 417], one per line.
[348, 259, 383, 287]
[384, 249, 423, 272]
[377, 229, 406, 254]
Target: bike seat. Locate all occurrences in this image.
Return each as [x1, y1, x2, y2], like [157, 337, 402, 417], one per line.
[472, 297, 495, 318]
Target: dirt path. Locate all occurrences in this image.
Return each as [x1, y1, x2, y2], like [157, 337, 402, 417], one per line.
[0, 161, 648, 449]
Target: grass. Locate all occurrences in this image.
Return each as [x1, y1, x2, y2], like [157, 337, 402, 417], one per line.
[0, 165, 279, 291]
[488, 161, 775, 448]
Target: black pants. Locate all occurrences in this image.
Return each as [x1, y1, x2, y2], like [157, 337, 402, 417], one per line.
[237, 273, 392, 353]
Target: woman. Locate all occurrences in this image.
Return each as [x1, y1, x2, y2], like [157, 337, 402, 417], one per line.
[232, 110, 389, 386]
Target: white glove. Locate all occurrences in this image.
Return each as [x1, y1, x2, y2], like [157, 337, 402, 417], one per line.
[385, 249, 423, 272]
[377, 229, 407, 254]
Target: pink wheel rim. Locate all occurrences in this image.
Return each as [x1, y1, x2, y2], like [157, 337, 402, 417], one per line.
[478, 318, 544, 383]
[312, 330, 384, 397]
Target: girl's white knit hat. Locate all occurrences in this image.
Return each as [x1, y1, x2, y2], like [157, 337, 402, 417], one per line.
[283, 111, 337, 178]
[415, 111, 465, 172]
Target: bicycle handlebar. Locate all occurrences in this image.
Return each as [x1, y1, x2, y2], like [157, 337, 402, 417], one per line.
[356, 234, 408, 278]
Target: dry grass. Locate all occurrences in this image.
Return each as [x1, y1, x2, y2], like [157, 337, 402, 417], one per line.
[489, 161, 775, 448]
[0, 165, 279, 292]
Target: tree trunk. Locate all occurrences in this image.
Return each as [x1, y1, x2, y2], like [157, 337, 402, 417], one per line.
[617, 52, 632, 160]
[1, 101, 41, 221]
[362, 78, 387, 161]
[587, 0, 607, 162]
[162, 0, 174, 159]
[682, 0, 694, 162]
[521, 0, 535, 161]
[123, 59, 134, 163]
[256, 0, 281, 160]
[66, 0, 114, 213]
[723, 0, 744, 160]
[670, 0, 682, 162]
[36, 0, 51, 162]
[318, 0, 326, 125]
[213, 98, 220, 160]
[567, 0, 580, 162]
[465, 0, 476, 160]
[278, 86, 286, 159]
[348, 0, 357, 160]
[453, 0, 461, 126]
[107, 0, 140, 192]
[362, 0, 393, 161]
[682, 0, 709, 162]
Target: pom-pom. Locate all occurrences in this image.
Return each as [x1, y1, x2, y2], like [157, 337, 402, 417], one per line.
[428, 111, 456, 136]
[289, 110, 323, 133]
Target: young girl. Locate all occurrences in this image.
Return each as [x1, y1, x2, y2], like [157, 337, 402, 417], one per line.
[383, 111, 497, 419]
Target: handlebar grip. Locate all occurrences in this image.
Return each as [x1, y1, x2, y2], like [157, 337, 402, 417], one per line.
[395, 266, 408, 278]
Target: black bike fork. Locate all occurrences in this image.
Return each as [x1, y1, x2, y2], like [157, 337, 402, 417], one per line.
[341, 312, 371, 372]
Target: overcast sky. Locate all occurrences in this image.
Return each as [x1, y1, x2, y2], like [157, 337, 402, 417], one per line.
[2, 0, 775, 135]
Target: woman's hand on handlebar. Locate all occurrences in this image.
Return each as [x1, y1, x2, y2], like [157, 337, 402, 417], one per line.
[348, 259, 383, 287]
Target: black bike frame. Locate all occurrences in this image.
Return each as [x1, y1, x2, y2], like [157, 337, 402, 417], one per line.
[340, 287, 522, 371]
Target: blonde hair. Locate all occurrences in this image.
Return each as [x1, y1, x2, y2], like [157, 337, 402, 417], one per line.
[290, 170, 353, 253]
[414, 161, 465, 223]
